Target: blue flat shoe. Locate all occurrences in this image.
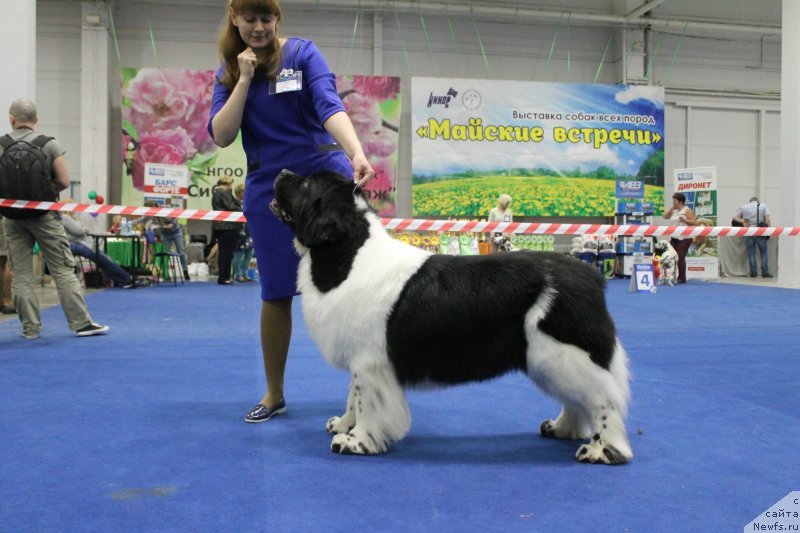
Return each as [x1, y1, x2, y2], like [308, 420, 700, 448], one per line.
[245, 399, 286, 423]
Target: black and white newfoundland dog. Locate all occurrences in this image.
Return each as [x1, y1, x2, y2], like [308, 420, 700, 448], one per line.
[271, 169, 633, 465]
[654, 239, 679, 286]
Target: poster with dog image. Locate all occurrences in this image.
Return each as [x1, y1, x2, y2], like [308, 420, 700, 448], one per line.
[411, 78, 665, 218]
[673, 166, 719, 279]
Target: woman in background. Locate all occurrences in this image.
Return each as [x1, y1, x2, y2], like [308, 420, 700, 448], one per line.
[210, 175, 241, 285]
[663, 192, 697, 284]
[487, 194, 513, 253]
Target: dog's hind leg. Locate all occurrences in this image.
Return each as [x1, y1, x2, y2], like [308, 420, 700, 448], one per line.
[330, 358, 410, 455]
[528, 333, 633, 465]
[327, 378, 357, 435]
[574, 400, 631, 465]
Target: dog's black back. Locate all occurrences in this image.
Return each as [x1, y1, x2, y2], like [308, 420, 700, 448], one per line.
[386, 251, 616, 387]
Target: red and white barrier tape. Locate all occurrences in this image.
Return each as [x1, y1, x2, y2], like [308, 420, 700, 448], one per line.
[0, 198, 245, 223]
[382, 218, 800, 238]
[2, 198, 799, 238]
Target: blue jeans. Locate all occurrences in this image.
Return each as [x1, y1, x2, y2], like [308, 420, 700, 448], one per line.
[160, 228, 188, 271]
[70, 241, 132, 287]
[745, 236, 769, 276]
[233, 247, 254, 278]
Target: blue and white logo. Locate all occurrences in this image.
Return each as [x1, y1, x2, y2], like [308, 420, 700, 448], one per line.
[616, 180, 645, 199]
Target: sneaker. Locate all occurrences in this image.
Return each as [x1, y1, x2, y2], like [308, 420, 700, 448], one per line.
[762, 273, 773, 278]
[121, 281, 136, 289]
[23, 330, 40, 340]
[76, 323, 110, 337]
[134, 276, 151, 287]
[244, 399, 286, 423]
[1, 305, 16, 314]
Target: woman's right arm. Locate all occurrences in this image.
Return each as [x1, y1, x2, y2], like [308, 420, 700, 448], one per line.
[211, 78, 251, 147]
[210, 49, 256, 147]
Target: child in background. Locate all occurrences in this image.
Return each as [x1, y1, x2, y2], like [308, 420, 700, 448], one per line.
[109, 215, 122, 235]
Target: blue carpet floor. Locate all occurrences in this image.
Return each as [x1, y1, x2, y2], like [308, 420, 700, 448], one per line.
[1, 278, 798, 532]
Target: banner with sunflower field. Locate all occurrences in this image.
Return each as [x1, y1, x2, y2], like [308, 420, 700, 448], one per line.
[411, 78, 665, 218]
[121, 68, 400, 215]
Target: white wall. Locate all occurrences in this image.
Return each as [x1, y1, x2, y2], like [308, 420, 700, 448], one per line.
[0, 0, 36, 118]
[36, 1, 81, 194]
[34, 0, 784, 222]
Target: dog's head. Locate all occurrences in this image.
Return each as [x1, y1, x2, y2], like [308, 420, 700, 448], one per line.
[653, 239, 673, 256]
[271, 169, 369, 248]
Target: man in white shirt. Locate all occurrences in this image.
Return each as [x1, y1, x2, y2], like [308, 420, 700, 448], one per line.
[733, 197, 772, 278]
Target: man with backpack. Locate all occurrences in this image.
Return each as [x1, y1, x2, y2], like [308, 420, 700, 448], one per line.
[0, 98, 108, 339]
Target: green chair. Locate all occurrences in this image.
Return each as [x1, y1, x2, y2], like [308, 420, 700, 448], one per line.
[144, 229, 184, 287]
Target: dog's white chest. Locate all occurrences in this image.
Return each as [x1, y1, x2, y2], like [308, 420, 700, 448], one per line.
[298, 223, 430, 368]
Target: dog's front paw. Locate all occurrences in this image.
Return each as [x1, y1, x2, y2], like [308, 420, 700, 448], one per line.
[326, 416, 354, 435]
[330, 430, 388, 455]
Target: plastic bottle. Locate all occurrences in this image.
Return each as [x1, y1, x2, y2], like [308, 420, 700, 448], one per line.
[248, 257, 259, 281]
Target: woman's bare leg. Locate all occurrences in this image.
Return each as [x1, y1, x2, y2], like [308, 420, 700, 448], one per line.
[259, 297, 293, 408]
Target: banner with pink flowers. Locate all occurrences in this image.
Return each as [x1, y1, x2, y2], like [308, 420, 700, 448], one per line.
[121, 68, 400, 216]
[335, 74, 400, 216]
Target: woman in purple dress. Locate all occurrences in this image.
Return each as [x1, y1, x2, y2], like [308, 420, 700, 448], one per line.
[209, 0, 374, 423]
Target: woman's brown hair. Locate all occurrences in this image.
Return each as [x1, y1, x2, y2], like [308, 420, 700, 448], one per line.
[217, 0, 283, 91]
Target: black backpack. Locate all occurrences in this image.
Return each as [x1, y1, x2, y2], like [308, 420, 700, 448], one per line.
[0, 134, 57, 219]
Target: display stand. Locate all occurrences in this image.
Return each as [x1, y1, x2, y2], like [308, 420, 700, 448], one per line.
[615, 199, 655, 277]
[629, 256, 656, 293]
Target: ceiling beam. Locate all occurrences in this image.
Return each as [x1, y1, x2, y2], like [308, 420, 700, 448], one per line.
[626, 0, 669, 21]
[281, 0, 780, 37]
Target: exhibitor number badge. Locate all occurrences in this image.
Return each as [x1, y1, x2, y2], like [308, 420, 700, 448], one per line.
[270, 69, 303, 94]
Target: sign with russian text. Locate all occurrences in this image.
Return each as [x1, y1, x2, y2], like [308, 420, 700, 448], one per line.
[674, 166, 717, 194]
[673, 166, 719, 279]
[143, 162, 189, 207]
[744, 491, 800, 531]
[411, 78, 665, 217]
[144, 163, 188, 196]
